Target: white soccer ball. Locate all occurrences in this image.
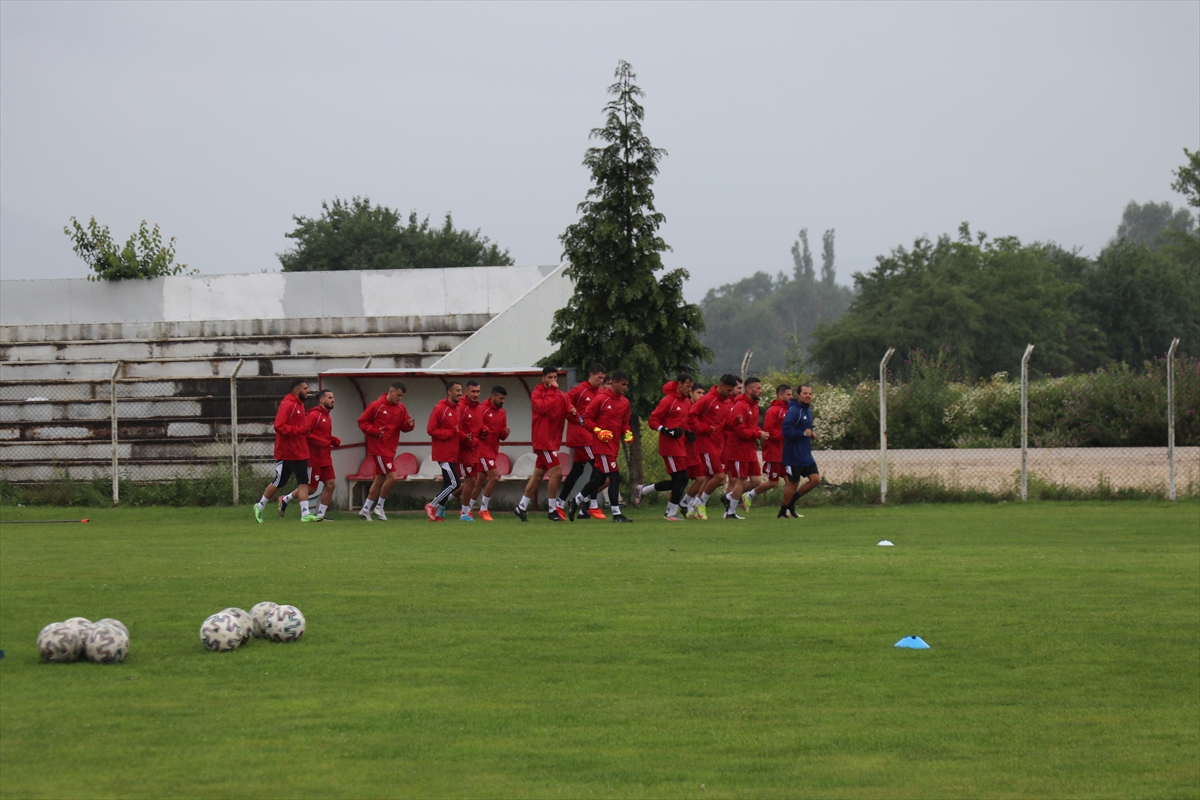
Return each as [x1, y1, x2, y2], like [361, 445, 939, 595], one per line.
[85, 623, 129, 663]
[264, 604, 305, 642]
[38, 622, 82, 663]
[220, 608, 253, 645]
[200, 612, 243, 652]
[249, 601, 278, 638]
[96, 618, 129, 638]
[63, 616, 92, 643]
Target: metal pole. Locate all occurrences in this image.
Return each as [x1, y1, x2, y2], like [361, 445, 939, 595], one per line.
[110, 361, 121, 505]
[740, 349, 754, 382]
[231, 359, 245, 504]
[1167, 338, 1179, 502]
[879, 347, 895, 504]
[1021, 344, 1035, 501]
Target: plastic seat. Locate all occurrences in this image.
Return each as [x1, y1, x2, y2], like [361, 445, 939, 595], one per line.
[394, 452, 419, 479]
[416, 457, 442, 480]
[494, 452, 512, 477]
[506, 452, 537, 480]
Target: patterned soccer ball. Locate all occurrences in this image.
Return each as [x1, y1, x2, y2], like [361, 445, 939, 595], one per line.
[220, 608, 253, 645]
[96, 618, 129, 638]
[200, 612, 243, 652]
[38, 622, 82, 663]
[264, 604, 305, 642]
[85, 623, 129, 663]
[63, 616, 92, 644]
[249, 602, 278, 638]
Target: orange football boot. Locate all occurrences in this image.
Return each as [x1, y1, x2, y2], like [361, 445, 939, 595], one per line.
[480, 510, 494, 522]
[588, 507, 607, 520]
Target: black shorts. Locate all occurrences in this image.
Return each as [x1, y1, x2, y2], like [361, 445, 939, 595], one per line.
[272, 459, 309, 489]
[785, 462, 819, 482]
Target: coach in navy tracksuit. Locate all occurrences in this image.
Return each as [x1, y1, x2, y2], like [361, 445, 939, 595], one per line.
[780, 384, 820, 518]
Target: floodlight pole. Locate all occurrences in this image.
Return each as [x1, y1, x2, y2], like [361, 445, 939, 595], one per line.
[230, 359, 245, 505]
[879, 347, 895, 504]
[1020, 344, 1035, 501]
[110, 361, 121, 506]
[1167, 338, 1180, 502]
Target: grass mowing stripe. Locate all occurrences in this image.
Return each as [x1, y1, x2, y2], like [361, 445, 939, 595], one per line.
[1, 502, 1197, 798]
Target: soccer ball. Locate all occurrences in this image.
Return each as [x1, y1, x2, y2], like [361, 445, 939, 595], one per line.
[249, 601, 278, 638]
[38, 622, 82, 663]
[220, 608, 253, 645]
[264, 604, 305, 642]
[63, 616, 92, 643]
[96, 618, 129, 638]
[85, 623, 128, 663]
[200, 612, 243, 652]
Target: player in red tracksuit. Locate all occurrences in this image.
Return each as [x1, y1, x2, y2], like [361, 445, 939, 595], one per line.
[254, 377, 316, 523]
[425, 381, 464, 521]
[473, 385, 510, 521]
[515, 366, 574, 522]
[719, 377, 769, 519]
[454, 381, 485, 520]
[683, 383, 707, 513]
[282, 388, 340, 521]
[356, 380, 415, 521]
[682, 374, 739, 517]
[569, 371, 634, 523]
[633, 373, 694, 520]
[558, 363, 607, 519]
[757, 384, 791, 499]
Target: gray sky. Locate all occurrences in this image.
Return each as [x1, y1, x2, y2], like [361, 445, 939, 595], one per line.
[2, 1, 1197, 301]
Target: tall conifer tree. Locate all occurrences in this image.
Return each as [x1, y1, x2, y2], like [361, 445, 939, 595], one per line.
[548, 60, 710, 488]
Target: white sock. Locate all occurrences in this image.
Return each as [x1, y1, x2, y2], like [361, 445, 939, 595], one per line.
[641, 484, 655, 496]
[518, 495, 530, 511]
[667, 502, 679, 517]
[611, 505, 621, 515]
[257, 496, 268, 509]
[682, 494, 695, 508]
[362, 499, 374, 512]
[281, 492, 293, 504]
[481, 495, 491, 511]
[318, 503, 328, 517]
[590, 498, 599, 509]
[376, 498, 386, 512]
[745, 489, 757, 500]
[300, 500, 310, 515]
[699, 492, 710, 505]
[461, 505, 470, 516]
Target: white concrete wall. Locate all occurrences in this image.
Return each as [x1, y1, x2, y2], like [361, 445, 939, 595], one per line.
[0, 265, 559, 327]
[431, 263, 574, 370]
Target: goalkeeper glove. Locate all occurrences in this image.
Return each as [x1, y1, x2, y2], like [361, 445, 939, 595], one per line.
[623, 430, 634, 444]
[685, 430, 697, 443]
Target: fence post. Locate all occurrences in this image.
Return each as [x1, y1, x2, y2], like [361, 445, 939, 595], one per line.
[1020, 344, 1035, 501]
[110, 361, 121, 506]
[230, 359, 245, 504]
[879, 347, 895, 504]
[740, 349, 754, 382]
[1167, 338, 1180, 502]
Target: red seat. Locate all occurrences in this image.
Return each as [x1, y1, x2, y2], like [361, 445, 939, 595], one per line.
[347, 455, 375, 481]
[545, 449, 572, 480]
[494, 452, 512, 477]
[394, 452, 419, 479]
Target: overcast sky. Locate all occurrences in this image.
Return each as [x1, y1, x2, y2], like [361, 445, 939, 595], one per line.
[2, 1, 1197, 301]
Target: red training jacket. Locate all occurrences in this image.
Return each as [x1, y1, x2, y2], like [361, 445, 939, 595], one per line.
[304, 406, 341, 468]
[726, 393, 764, 463]
[761, 398, 788, 462]
[583, 388, 631, 458]
[648, 381, 692, 458]
[478, 400, 509, 459]
[530, 383, 570, 451]
[357, 394, 414, 459]
[457, 398, 484, 463]
[273, 392, 311, 461]
[427, 398, 462, 463]
[689, 387, 732, 456]
[565, 380, 601, 448]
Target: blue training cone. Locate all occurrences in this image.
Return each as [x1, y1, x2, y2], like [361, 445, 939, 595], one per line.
[894, 636, 930, 649]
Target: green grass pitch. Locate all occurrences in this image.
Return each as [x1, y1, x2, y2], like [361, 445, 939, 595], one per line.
[1, 501, 1197, 798]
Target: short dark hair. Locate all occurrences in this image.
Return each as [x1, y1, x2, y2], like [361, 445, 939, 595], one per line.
[611, 370, 630, 382]
[694, 384, 706, 393]
[542, 365, 559, 377]
[720, 374, 739, 387]
[390, 380, 407, 392]
[490, 386, 507, 396]
[446, 381, 462, 393]
[318, 389, 334, 399]
[291, 377, 309, 389]
[589, 363, 606, 376]
[465, 380, 480, 389]
[776, 384, 791, 395]
[676, 372, 693, 384]
[799, 383, 812, 392]
[745, 376, 762, 386]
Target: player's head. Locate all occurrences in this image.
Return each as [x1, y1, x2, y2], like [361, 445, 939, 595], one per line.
[691, 385, 706, 402]
[797, 384, 813, 404]
[588, 363, 606, 387]
[387, 380, 406, 402]
[490, 385, 507, 407]
[318, 389, 335, 409]
[717, 373, 739, 397]
[465, 380, 481, 403]
[446, 381, 462, 403]
[541, 366, 559, 388]
[291, 377, 310, 399]
[610, 370, 630, 396]
[744, 377, 763, 401]
[776, 384, 792, 402]
[676, 372, 694, 395]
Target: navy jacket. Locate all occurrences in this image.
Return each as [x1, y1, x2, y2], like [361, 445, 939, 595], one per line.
[781, 399, 815, 466]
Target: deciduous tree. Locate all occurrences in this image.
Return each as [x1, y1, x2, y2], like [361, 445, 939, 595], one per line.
[64, 217, 194, 282]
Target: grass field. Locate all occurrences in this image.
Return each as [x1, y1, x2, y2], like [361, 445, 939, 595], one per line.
[1, 502, 1197, 798]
